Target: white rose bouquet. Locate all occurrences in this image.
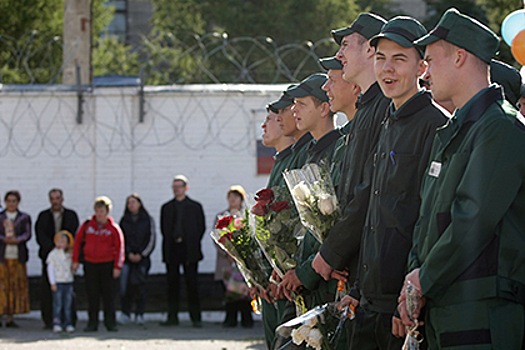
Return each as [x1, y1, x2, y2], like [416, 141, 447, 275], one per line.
[283, 163, 340, 243]
[274, 302, 348, 350]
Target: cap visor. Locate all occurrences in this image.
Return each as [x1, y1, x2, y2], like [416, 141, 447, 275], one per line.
[320, 58, 343, 71]
[272, 99, 293, 110]
[414, 33, 439, 47]
[286, 86, 310, 98]
[371, 33, 414, 49]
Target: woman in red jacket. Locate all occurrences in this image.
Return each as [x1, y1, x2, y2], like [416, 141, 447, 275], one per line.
[72, 196, 124, 332]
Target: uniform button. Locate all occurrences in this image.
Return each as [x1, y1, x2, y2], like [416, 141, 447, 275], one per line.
[363, 264, 368, 272]
[381, 152, 386, 159]
[349, 134, 354, 140]
[374, 189, 380, 196]
[370, 225, 375, 232]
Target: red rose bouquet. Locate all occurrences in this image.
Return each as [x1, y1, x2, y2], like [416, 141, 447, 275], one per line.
[211, 212, 270, 290]
[248, 187, 305, 279]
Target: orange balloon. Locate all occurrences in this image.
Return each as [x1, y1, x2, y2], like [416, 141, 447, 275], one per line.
[511, 29, 525, 65]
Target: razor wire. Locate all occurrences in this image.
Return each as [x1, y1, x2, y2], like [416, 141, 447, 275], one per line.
[0, 31, 339, 159]
[0, 31, 339, 85]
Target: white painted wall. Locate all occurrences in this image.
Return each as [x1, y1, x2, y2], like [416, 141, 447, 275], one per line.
[0, 84, 293, 276]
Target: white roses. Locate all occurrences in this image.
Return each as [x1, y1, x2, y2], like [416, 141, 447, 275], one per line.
[291, 322, 323, 350]
[292, 181, 311, 202]
[318, 193, 337, 215]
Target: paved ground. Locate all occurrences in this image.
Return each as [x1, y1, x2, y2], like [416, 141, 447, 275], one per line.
[0, 311, 266, 350]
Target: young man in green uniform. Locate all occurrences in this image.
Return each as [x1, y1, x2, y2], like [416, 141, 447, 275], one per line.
[259, 100, 295, 349]
[266, 93, 300, 188]
[398, 8, 525, 349]
[279, 74, 342, 304]
[277, 74, 349, 350]
[276, 89, 313, 171]
[319, 56, 361, 188]
[312, 13, 391, 285]
[339, 16, 447, 349]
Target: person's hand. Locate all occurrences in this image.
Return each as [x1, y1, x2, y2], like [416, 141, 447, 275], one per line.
[259, 285, 274, 304]
[391, 315, 406, 338]
[339, 295, 359, 318]
[4, 236, 17, 245]
[312, 253, 334, 281]
[331, 269, 349, 282]
[113, 268, 121, 279]
[249, 286, 259, 300]
[278, 270, 303, 302]
[398, 269, 425, 327]
[72, 262, 79, 272]
[51, 284, 57, 292]
[129, 253, 142, 263]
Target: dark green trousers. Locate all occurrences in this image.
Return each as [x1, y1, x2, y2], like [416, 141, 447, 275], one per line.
[425, 298, 525, 349]
[262, 299, 279, 349]
[349, 308, 404, 350]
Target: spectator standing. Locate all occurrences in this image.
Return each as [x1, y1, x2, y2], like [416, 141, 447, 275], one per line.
[118, 194, 155, 326]
[0, 190, 31, 327]
[35, 188, 79, 329]
[160, 175, 205, 328]
[72, 196, 124, 332]
[47, 230, 75, 333]
[214, 185, 253, 328]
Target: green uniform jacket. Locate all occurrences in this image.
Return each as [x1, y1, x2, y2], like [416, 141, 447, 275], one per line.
[288, 132, 313, 171]
[262, 134, 314, 347]
[409, 85, 525, 308]
[267, 144, 294, 188]
[352, 91, 447, 314]
[296, 128, 343, 304]
[331, 121, 353, 189]
[319, 82, 391, 276]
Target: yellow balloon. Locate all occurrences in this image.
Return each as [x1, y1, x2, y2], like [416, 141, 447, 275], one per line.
[511, 29, 525, 65]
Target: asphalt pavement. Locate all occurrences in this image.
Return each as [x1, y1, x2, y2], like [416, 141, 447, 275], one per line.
[0, 311, 266, 350]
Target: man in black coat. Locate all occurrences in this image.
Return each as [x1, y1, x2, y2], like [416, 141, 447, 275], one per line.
[35, 188, 79, 329]
[160, 175, 206, 327]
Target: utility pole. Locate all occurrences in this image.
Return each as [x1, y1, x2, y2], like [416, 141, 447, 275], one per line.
[63, 0, 91, 85]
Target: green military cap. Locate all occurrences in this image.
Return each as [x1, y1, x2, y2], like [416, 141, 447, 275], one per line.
[267, 85, 296, 112]
[414, 8, 499, 64]
[490, 60, 522, 106]
[370, 16, 427, 58]
[319, 56, 344, 71]
[286, 74, 329, 102]
[332, 13, 387, 45]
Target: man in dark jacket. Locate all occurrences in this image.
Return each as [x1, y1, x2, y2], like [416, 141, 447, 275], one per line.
[160, 175, 205, 327]
[35, 188, 79, 329]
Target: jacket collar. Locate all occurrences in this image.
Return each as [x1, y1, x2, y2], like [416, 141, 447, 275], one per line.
[387, 90, 432, 122]
[307, 129, 342, 154]
[274, 144, 293, 161]
[356, 82, 383, 109]
[292, 132, 313, 152]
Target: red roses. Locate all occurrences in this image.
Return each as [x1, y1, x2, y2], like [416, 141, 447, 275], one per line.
[251, 189, 291, 217]
[215, 215, 233, 229]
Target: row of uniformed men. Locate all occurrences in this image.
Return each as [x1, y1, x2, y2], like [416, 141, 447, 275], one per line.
[256, 8, 525, 350]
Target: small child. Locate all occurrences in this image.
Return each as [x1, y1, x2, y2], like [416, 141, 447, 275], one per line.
[46, 230, 75, 333]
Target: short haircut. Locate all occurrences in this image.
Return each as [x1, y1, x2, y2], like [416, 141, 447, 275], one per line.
[94, 196, 112, 212]
[49, 188, 63, 197]
[5, 190, 21, 202]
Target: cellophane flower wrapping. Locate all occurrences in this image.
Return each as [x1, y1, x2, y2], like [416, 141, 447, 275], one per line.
[274, 302, 348, 350]
[283, 163, 341, 243]
[248, 187, 306, 279]
[211, 212, 271, 290]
